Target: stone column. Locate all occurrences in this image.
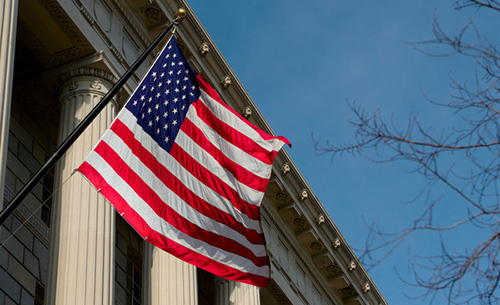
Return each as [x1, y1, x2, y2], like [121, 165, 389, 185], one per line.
[47, 68, 117, 305]
[0, 0, 18, 205]
[214, 278, 260, 305]
[145, 243, 198, 305]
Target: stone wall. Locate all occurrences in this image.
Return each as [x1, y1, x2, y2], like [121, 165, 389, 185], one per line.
[1, 100, 56, 305]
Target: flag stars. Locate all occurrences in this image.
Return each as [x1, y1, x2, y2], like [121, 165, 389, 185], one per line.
[125, 39, 201, 150]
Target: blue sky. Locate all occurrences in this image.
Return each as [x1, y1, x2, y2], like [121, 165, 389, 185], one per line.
[187, 1, 499, 303]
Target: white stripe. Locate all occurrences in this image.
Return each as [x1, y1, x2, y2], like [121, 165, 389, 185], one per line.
[118, 109, 264, 206]
[199, 90, 285, 151]
[85, 150, 270, 277]
[186, 105, 272, 179]
[101, 128, 266, 256]
[175, 131, 264, 206]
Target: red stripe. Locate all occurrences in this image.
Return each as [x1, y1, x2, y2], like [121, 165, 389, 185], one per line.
[196, 75, 291, 147]
[193, 100, 276, 165]
[93, 140, 269, 267]
[78, 162, 270, 287]
[181, 117, 268, 193]
[109, 120, 265, 244]
[110, 120, 262, 222]
[170, 142, 261, 220]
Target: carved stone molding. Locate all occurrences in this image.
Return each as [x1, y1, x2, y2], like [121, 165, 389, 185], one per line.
[274, 191, 289, 204]
[221, 75, 231, 89]
[364, 282, 371, 293]
[309, 241, 323, 253]
[58, 68, 118, 108]
[348, 260, 356, 271]
[16, 0, 94, 68]
[282, 163, 291, 175]
[292, 217, 306, 228]
[340, 286, 356, 299]
[300, 189, 308, 201]
[326, 263, 342, 276]
[199, 42, 210, 56]
[58, 67, 117, 85]
[242, 105, 252, 118]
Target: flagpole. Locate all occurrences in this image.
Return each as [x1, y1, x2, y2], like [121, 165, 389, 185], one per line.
[0, 8, 187, 227]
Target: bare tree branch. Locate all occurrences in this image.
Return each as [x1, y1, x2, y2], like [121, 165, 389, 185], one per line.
[317, 1, 500, 303]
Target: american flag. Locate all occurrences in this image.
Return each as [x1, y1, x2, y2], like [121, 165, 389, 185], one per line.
[78, 37, 290, 287]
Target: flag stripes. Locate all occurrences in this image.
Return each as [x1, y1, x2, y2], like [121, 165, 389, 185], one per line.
[79, 37, 289, 286]
[108, 119, 264, 239]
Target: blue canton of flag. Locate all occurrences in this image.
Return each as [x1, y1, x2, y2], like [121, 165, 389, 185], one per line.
[126, 40, 200, 152]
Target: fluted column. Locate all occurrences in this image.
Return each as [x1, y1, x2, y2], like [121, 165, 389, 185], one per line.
[0, 0, 18, 205]
[47, 68, 117, 305]
[146, 243, 198, 305]
[214, 278, 260, 305]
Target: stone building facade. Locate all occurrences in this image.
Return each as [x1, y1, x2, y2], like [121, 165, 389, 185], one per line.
[0, 0, 388, 304]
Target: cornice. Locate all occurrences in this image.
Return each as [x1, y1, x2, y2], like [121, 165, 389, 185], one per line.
[262, 201, 342, 305]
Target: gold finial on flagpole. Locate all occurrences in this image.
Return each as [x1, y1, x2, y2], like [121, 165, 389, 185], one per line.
[176, 8, 187, 20]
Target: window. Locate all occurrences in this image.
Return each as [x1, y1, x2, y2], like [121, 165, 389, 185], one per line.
[115, 215, 143, 305]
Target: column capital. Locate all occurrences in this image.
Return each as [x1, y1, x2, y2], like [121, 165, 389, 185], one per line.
[58, 68, 117, 103]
